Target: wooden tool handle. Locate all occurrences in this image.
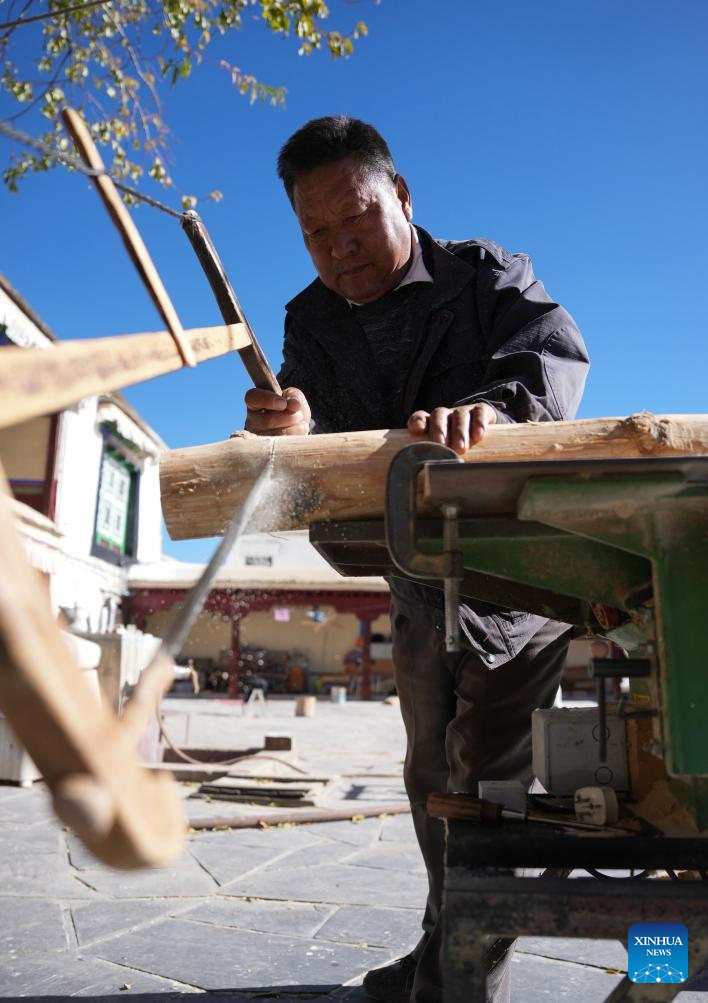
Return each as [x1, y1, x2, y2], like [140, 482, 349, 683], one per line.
[181, 211, 281, 392]
[0, 462, 185, 868]
[60, 107, 196, 368]
[427, 792, 503, 822]
[0, 323, 249, 431]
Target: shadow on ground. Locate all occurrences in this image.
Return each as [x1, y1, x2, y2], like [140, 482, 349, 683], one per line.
[0, 986, 375, 1003]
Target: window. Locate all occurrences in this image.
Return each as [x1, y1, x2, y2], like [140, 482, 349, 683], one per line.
[245, 555, 273, 567]
[93, 447, 138, 562]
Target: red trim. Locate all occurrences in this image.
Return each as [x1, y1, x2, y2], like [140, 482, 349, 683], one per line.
[42, 413, 61, 520]
[125, 587, 390, 624]
[360, 616, 373, 701]
[229, 617, 241, 699]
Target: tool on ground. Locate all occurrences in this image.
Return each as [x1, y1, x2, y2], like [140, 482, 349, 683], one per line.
[427, 792, 625, 834]
[181, 210, 281, 393]
[60, 107, 196, 367]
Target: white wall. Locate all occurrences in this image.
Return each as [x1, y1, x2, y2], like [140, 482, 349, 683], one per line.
[54, 399, 104, 557]
[0, 287, 53, 349]
[136, 455, 162, 563]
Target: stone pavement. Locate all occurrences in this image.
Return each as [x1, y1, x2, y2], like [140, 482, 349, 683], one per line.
[0, 697, 706, 1001]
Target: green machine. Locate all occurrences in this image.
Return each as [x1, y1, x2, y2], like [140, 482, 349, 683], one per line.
[311, 441, 708, 1001]
[311, 442, 708, 825]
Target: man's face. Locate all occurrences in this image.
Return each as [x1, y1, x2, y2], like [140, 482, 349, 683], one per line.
[292, 154, 413, 304]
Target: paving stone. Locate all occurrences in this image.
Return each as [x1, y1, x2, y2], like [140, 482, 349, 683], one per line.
[338, 781, 407, 803]
[315, 904, 420, 950]
[188, 824, 323, 851]
[0, 854, 95, 898]
[0, 898, 69, 956]
[518, 936, 628, 972]
[0, 954, 187, 996]
[65, 830, 109, 870]
[305, 818, 384, 847]
[182, 898, 335, 938]
[225, 862, 426, 908]
[260, 840, 358, 871]
[0, 823, 62, 854]
[183, 798, 267, 822]
[72, 898, 198, 946]
[6, 996, 325, 1003]
[510, 951, 624, 1000]
[77, 856, 217, 898]
[0, 789, 56, 825]
[95, 916, 393, 990]
[379, 813, 417, 843]
[188, 837, 294, 886]
[0, 784, 31, 801]
[344, 843, 425, 874]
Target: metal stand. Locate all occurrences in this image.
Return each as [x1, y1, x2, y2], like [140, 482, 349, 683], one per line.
[443, 819, 708, 1003]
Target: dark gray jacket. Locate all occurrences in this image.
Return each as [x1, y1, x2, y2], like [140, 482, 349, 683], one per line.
[279, 226, 590, 666]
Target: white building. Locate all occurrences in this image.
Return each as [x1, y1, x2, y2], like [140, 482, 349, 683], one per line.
[0, 274, 164, 633]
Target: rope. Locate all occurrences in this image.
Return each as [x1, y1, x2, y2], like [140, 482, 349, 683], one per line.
[0, 118, 185, 219]
[0, 0, 118, 31]
[158, 713, 309, 773]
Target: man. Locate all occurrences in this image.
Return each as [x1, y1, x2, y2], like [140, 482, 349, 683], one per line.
[244, 116, 589, 1003]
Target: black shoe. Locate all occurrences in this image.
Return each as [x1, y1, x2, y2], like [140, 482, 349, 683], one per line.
[362, 953, 417, 1003]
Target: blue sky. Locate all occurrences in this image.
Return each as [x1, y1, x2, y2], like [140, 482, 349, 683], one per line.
[3, 0, 707, 561]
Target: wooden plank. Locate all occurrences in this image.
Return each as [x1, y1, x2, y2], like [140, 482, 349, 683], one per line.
[61, 108, 196, 368]
[159, 413, 708, 539]
[187, 801, 411, 830]
[0, 323, 249, 430]
[0, 460, 185, 868]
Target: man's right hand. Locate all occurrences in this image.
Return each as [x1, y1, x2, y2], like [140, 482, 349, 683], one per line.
[244, 387, 311, 436]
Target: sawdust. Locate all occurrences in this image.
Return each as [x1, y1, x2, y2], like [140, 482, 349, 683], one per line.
[632, 779, 699, 835]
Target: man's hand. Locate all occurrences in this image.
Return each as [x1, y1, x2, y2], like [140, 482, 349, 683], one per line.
[407, 402, 497, 454]
[244, 387, 311, 436]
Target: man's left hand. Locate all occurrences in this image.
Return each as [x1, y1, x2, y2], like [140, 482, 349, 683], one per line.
[407, 402, 497, 454]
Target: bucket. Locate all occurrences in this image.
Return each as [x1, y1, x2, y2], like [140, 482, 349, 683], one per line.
[295, 695, 316, 718]
[330, 685, 347, 705]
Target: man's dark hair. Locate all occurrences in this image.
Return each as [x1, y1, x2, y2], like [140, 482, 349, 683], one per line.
[277, 116, 396, 204]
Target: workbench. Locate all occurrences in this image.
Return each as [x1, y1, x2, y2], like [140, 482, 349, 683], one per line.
[310, 442, 708, 1001]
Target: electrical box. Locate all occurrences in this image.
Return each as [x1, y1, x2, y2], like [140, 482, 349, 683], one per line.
[532, 707, 629, 795]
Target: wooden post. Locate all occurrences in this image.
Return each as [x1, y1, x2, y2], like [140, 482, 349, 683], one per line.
[360, 616, 373, 702]
[229, 616, 241, 700]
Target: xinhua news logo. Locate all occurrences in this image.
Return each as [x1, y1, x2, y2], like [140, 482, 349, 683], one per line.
[628, 923, 688, 984]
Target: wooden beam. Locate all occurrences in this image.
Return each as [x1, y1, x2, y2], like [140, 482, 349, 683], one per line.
[0, 461, 185, 868]
[61, 108, 196, 368]
[159, 413, 708, 539]
[0, 323, 249, 430]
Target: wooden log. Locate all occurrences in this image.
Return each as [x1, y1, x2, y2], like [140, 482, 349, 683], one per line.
[0, 461, 185, 868]
[0, 323, 249, 431]
[160, 412, 708, 540]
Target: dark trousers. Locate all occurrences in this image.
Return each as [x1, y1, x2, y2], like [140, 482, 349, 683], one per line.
[391, 598, 571, 1003]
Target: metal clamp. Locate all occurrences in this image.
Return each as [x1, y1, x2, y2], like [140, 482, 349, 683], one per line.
[385, 443, 464, 651]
